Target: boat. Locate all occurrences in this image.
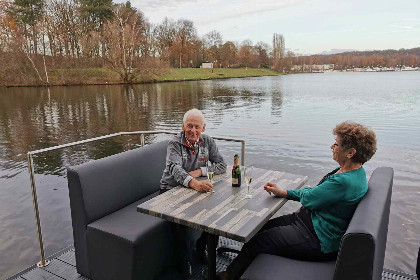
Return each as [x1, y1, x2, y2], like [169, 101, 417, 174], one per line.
[5, 131, 419, 280]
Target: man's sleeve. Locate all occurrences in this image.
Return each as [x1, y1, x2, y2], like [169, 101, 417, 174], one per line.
[286, 177, 345, 210]
[166, 141, 192, 187]
[208, 137, 227, 175]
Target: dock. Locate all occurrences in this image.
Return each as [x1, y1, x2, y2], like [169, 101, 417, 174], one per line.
[6, 237, 417, 280]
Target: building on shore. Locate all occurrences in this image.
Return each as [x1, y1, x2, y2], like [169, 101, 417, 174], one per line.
[201, 62, 214, 68]
[291, 64, 419, 73]
[291, 64, 334, 72]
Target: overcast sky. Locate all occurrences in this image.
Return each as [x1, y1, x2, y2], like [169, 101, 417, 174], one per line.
[115, 0, 420, 55]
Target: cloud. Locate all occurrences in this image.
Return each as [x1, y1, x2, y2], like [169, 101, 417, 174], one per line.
[127, 0, 311, 24]
[132, 0, 198, 10]
[196, 0, 311, 25]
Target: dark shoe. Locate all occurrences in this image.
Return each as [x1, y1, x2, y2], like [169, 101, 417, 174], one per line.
[202, 268, 230, 280]
[179, 261, 192, 278]
[216, 271, 229, 280]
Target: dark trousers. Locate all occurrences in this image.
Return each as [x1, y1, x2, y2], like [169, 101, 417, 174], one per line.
[226, 211, 336, 280]
[160, 188, 208, 263]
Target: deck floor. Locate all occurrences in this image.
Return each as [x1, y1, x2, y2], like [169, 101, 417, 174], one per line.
[6, 237, 417, 280]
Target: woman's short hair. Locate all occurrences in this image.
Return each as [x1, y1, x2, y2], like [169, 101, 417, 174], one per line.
[333, 121, 377, 164]
[183, 108, 206, 125]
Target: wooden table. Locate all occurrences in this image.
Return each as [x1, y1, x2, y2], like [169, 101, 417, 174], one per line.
[137, 167, 308, 280]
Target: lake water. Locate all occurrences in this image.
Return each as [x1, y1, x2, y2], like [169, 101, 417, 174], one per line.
[1, 72, 419, 278]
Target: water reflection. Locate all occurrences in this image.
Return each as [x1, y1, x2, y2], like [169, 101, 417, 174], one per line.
[1, 73, 420, 278]
[0, 80, 284, 176]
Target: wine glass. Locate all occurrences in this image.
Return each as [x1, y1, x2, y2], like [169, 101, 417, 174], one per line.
[207, 161, 215, 193]
[244, 166, 253, 199]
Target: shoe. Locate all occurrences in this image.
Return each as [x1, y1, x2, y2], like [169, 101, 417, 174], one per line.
[178, 261, 192, 278]
[216, 271, 229, 280]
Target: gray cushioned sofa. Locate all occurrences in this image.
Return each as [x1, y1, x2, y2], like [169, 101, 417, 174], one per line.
[240, 166, 394, 280]
[67, 140, 187, 280]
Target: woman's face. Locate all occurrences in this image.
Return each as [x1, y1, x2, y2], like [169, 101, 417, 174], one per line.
[331, 136, 347, 165]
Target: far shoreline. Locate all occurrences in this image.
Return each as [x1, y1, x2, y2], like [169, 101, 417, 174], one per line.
[3, 67, 418, 88]
[2, 68, 281, 88]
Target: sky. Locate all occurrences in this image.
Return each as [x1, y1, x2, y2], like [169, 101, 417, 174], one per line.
[115, 0, 420, 55]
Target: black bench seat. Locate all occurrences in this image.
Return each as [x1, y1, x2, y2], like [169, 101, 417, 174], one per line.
[67, 140, 191, 280]
[240, 167, 394, 280]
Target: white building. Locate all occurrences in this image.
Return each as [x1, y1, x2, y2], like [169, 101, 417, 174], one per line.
[201, 62, 213, 69]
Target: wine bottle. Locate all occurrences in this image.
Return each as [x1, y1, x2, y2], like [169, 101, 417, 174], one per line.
[232, 154, 241, 187]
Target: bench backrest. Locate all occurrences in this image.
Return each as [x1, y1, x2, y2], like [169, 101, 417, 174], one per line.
[67, 140, 168, 276]
[333, 167, 394, 280]
[68, 140, 168, 223]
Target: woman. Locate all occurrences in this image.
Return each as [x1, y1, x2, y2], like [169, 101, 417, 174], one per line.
[217, 121, 377, 280]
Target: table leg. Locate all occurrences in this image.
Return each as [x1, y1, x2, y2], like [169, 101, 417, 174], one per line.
[207, 233, 218, 280]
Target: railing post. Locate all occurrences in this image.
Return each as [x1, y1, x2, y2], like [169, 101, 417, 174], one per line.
[27, 153, 50, 268]
[140, 134, 145, 146]
[241, 141, 245, 166]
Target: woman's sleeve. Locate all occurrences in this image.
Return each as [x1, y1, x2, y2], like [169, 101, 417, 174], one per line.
[286, 177, 345, 210]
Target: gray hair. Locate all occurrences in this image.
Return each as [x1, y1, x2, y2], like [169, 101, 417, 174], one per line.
[183, 108, 206, 125]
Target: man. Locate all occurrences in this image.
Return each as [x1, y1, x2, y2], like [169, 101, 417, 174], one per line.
[160, 108, 226, 192]
[160, 108, 227, 275]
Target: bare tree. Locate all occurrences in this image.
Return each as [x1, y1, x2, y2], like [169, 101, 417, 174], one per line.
[219, 41, 237, 67]
[170, 19, 197, 68]
[153, 17, 176, 61]
[203, 30, 222, 64]
[255, 41, 270, 68]
[102, 3, 148, 82]
[272, 33, 285, 70]
[238, 39, 255, 67]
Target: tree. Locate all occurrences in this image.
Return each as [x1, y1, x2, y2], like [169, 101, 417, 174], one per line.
[272, 33, 285, 70]
[203, 30, 222, 63]
[103, 2, 148, 82]
[170, 19, 197, 68]
[46, 0, 84, 57]
[80, 0, 113, 58]
[238, 39, 255, 67]
[254, 41, 270, 68]
[80, 0, 113, 31]
[219, 41, 237, 67]
[153, 17, 176, 60]
[8, 0, 44, 54]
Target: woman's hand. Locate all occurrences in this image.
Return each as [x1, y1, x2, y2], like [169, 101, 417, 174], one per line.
[264, 182, 287, 198]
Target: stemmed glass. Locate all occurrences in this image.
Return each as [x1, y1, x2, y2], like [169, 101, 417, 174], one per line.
[207, 161, 215, 193]
[244, 166, 253, 199]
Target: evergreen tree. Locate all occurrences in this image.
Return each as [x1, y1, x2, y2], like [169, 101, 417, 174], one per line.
[8, 0, 44, 53]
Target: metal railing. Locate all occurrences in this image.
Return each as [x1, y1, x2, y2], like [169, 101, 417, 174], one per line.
[27, 130, 245, 267]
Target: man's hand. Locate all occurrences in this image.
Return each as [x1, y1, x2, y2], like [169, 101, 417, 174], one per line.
[189, 179, 213, 192]
[263, 182, 287, 197]
[188, 169, 202, 178]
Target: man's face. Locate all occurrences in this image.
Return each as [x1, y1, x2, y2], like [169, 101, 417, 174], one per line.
[182, 114, 205, 143]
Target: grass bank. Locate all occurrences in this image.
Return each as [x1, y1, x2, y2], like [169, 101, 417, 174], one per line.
[4, 68, 281, 87]
[154, 68, 280, 82]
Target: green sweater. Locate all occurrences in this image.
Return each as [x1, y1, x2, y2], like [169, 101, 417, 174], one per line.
[287, 167, 368, 253]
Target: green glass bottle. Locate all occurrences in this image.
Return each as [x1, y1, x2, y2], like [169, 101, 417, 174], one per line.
[232, 154, 241, 187]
